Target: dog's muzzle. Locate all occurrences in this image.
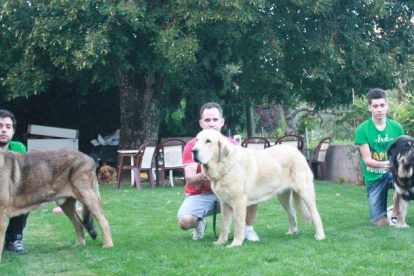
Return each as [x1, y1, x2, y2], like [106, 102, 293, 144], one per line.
[192, 149, 200, 163]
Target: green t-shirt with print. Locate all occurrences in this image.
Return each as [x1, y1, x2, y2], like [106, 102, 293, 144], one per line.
[8, 140, 26, 153]
[355, 118, 403, 185]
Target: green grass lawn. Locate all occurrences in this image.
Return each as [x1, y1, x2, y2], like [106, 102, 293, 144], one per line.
[2, 181, 414, 275]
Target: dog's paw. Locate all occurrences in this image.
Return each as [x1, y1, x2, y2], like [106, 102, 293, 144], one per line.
[395, 222, 410, 228]
[102, 242, 114, 248]
[315, 233, 325, 240]
[286, 229, 298, 235]
[74, 240, 86, 246]
[227, 241, 243, 248]
[214, 239, 228, 246]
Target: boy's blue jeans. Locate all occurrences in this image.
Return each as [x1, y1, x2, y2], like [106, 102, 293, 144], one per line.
[366, 172, 394, 223]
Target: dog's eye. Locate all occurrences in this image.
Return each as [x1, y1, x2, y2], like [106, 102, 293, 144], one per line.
[206, 139, 211, 144]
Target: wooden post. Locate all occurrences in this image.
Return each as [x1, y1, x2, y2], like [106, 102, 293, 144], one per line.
[246, 104, 255, 137]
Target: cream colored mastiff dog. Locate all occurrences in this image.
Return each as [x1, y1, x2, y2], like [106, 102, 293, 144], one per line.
[192, 129, 325, 247]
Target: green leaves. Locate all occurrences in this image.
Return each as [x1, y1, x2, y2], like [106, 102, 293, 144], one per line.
[393, 93, 414, 137]
[154, 28, 199, 73]
[1, 0, 413, 115]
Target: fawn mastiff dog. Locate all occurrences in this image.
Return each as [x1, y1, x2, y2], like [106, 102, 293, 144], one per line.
[388, 135, 414, 227]
[192, 129, 325, 247]
[0, 149, 113, 262]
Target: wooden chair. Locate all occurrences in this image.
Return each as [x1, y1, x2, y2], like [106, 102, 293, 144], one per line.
[116, 140, 157, 190]
[307, 137, 332, 180]
[241, 137, 271, 149]
[154, 138, 186, 187]
[275, 134, 304, 151]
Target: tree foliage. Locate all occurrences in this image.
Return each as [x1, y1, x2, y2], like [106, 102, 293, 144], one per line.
[0, 0, 263, 146]
[235, 0, 414, 109]
[0, 0, 413, 147]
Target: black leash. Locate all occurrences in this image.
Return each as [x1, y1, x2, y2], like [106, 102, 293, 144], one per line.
[213, 198, 219, 238]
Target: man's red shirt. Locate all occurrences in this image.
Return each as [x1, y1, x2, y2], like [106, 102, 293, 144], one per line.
[182, 136, 237, 195]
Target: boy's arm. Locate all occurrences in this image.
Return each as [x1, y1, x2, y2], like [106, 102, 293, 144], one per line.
[358, 144, 390, 169]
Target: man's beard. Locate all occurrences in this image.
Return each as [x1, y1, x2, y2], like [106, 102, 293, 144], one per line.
[0, 139, 10, 147]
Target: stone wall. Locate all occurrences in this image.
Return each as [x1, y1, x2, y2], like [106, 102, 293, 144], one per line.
[325, 144, 364, 184]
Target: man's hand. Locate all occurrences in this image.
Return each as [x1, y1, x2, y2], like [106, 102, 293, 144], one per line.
[198, 172, 209, 182]
[184, 164, 209, 186]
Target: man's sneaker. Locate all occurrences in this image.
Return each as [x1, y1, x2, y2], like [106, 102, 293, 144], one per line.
[387, 208, 395, 225]
[5, 240, 27, 253]
[192, 219, 207, 240]
[245, 228, 260, 242]
[389, 216, 398, 227]
[388, 208, 410, 227]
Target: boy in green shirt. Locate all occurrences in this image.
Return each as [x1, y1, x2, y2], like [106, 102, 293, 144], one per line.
[355, 88, 402, 226]
[0, 109, 29, 252]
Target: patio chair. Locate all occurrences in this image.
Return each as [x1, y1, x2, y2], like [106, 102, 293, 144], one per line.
[275, 134, 304, 151]
[263, 136, 279, 145]
[307, 137, 332, 180]
[116, 140, 157, 190]
[154, 138, 186, 187]
[241, 137, 271, 149]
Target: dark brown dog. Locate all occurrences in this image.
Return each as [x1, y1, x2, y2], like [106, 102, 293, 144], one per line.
[0, 149, 113, 262]
[97, 165, 117, 184]
[388, 135, 414, 227]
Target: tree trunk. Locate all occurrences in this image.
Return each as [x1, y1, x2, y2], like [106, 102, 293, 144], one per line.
[116, 70, 161, 150]
[246, 104, 255, 137]
[397, 78, 403, 104]
[282, 106, 297, 134]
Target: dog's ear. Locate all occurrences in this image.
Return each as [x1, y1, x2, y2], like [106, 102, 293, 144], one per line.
[388, 140, 397, 158]
[218, 139, 231, 162]
[111, 167, 117, 175]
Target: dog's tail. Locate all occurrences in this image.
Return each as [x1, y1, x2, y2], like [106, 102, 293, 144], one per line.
[292, 192, 312, 223]
[82, 172, 99, 240]
[83, 206, 98, 240]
